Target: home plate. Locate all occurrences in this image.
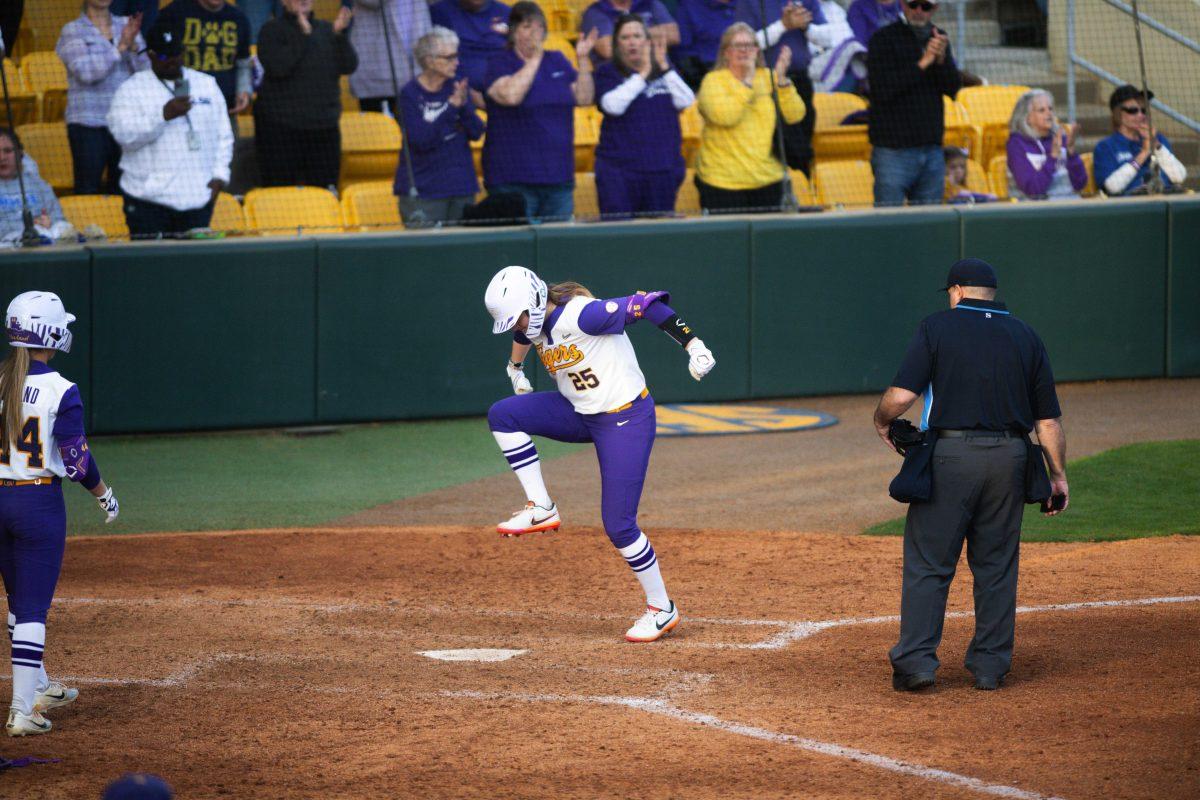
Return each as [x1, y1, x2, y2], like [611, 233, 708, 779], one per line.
[417, 649, 529, 662]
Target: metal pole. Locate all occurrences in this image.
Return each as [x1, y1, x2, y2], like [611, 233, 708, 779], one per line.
[955, 0, 966, 74]
[377, 0, 420, 205]
[759, 0, 798, 212]
[1066, 0, 1076, 122]
[1128, 0, 1161, 191]
[0, 39, 39, 247]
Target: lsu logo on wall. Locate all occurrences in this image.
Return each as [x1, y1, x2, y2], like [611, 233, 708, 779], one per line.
[183, 19, 240, 72]
[655, 405, 838, 437]
[535, 343, 584, 375]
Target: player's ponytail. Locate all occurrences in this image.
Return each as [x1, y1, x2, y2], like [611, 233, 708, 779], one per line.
[0, 346, 29, 451]
[548, 282, 594, 305]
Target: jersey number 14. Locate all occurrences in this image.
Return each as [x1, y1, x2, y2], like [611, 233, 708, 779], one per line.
[0, 417, 44, 468]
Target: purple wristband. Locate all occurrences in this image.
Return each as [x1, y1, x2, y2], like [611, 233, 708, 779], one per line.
[625, 291, 672, 324]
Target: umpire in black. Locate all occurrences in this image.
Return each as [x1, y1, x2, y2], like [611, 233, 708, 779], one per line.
[872, 258, 1069, 692]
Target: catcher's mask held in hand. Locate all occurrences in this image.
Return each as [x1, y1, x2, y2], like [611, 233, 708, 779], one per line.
[888, 418, 925, 455]
[485, 266, 548, 339]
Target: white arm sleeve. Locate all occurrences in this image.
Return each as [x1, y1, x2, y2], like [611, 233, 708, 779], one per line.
[804, 22, 839, 50]
[1156, 145, 1188, 185]
[1103, 162, 1140, 195]
[663, 69, 695, 110]
[755, 20, 788, 50]
[599, 73, 648, 116]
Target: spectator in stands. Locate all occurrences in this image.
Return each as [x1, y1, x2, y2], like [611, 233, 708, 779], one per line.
[112, 1, 160, 35]
[672, 0, 736, 91]
[349, 0, 431, 112]
[107, 16, 234, 236]
[736, 0, 830, 174]
[808, 0, 866, 94]
[0, 129, 76, 246]
[847, 0, 899, 49]
[484, 1, 597, 222]
[430, 0, 511, 101]
[594, 16, 693, 219]
[239, 0, 282, 42]
[1094, 85, 1187, 197]
[582, 0, 678, 69]
[255, 0, 357, 189]
[694, 22, 805, 213]
[56, 0, 150, 195]
[395, 27, 484, 227]
[1005, 89, 1087, 201]
[866, 0, 960, 206]
[156, 0, 253, 114]
[942, 145, 995, 204]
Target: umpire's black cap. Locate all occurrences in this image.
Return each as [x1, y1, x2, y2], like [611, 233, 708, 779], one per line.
[941, 258, 997, 291]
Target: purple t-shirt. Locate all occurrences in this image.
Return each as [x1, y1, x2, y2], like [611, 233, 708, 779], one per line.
[847, 0, 901, 48]
[594, 63, 684, 172]
[395, 77, 485, 199]
[674, 0, 738, 64]
[734, 0, 826, 70]
[483, 49, 577, 186]
[581, 0, 676, 67]
[430, 0, 512, 92]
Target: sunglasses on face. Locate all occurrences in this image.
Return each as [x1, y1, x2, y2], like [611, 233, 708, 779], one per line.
[907, 1, 935, 11]
[1121, 105, 1147, 116]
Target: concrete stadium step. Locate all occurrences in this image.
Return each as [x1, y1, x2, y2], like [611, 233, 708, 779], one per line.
[938, 18, 1003, 47]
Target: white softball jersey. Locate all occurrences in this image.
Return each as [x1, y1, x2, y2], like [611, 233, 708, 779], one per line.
[0, 371, 72, 481]
[532, 296, 648, 415]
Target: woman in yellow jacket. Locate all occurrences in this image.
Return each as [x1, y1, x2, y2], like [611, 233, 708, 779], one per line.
[694, 22, 806, 212]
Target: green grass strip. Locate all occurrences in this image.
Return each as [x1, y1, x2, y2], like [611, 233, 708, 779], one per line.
[864, 439, 1200, 542]
[64, 419, 585, 537]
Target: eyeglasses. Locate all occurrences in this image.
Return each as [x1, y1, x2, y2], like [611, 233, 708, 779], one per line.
[906, 1, 936, 11]
[1120, 105, 1147, 116]
[434, 53, 460, 61]
[730, 42, 759, 51]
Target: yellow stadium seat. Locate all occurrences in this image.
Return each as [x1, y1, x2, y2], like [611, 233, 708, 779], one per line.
[1080, 151, 1096, 196]
[2, 58, 24, 92]
[59, 195, 128, 239]
[965, 157, 989, 195]
[676, 168, 700, 214]
[471, 110, 486, 177]
[789, 168, 815, 206]
[545, 34, 578, 68]
[243, 186, 344, 235]
[573, 106, 598, 173]
[987, 154, 1009, 199]
[236, 114, 255, 138]
[340, 75, 358, 113]
[957, 85, 1030, 166]
[812, 159, 874, 208]
[573, 171, 599, 219]
[20, 52, 67, 93]
[339, 112, 401, 189]
[341, 181, 403, 230]
[811, 93, 869, 161]
[16, 123, 73, 194]
[0, 92, 40, 127]
[40, 87, 68, 123]
[679, 103, 702, 167]
[210, 192, 247, 232]
[943, 96, 979, 157]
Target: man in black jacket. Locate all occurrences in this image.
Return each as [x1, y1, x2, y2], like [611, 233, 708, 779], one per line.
[865, 0, 960, 206]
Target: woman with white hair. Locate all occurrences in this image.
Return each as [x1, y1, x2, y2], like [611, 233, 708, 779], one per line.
[1005, 88, 1088, 201]
[395, 26, 485, 227]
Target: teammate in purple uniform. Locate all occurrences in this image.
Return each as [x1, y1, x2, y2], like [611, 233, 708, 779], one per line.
[2, 292, 119, 737]
[484, 267, 715, 642]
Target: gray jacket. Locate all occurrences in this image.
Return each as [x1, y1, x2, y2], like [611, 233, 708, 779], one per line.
[349, 0, 432, 100]
[0, 171, 65, 243]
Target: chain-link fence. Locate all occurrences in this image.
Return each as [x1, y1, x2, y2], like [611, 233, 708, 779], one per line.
[0, 0, 1194, 244]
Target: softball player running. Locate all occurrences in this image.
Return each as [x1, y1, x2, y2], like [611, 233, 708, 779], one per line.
[2, 291, 118, 737]
[484, 267, 715, 642]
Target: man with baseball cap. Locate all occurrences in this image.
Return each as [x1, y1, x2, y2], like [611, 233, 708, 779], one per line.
[873, 258, 1068, 692]
[105, 15, 234, 238]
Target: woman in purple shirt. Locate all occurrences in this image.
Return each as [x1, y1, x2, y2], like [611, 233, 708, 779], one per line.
[395, 27, 486, 228]
[1005, 89, 1087, 201]
[484, 2, 597, 222]
[56, 0, 149, 195]
[594, 16, 694, 219]
[846, 0, 900, 48]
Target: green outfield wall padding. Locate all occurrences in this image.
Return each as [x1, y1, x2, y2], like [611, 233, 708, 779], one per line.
[316, 230, 538, 421]
[749, 211, 960, 397]
[0, 247, 93, 423]
[88, 240, 319, 433]
[960, 202, 1168, 382]
[1168, 200, 1200, 377]
[533, 222, 752, 402]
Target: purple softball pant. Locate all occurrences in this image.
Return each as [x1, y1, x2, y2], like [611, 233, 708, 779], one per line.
[487, 390, 656, 549]
[0, 484, 67, 625]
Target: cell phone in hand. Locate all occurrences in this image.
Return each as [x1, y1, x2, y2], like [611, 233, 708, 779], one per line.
[1042, 493, 1066, 513]
[174, 79, 190, 98]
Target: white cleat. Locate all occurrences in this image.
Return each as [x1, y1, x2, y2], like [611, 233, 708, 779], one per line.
[35, 682, 79, 712]
[497, 502, 561, 537]
[625, 601, 680, 642]
[6, 707, 52, 737]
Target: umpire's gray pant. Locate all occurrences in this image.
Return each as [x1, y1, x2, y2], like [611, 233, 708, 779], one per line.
[889, 435, 1027, 679]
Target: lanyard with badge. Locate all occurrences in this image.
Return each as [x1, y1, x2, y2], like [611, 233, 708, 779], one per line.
[161, 76, 202, 151]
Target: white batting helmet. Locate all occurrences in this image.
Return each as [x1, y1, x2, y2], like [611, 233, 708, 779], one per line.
[6, 291, 75, 353]
[485, 266, 548, 339]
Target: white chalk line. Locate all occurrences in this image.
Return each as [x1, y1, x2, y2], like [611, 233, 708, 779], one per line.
[443, 689, 1066, 800]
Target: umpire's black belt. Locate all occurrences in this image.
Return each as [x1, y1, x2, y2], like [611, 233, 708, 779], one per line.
[936, 429, 1018, 439]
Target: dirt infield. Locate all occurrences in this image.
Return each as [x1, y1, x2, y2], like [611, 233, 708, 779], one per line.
[3, 525, 1198, 799]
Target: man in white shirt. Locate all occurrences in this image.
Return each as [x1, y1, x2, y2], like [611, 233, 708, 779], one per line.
[107, 16, 234, 238]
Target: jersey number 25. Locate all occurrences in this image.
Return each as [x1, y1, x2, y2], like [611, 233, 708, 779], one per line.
[568, 369, 600, 391]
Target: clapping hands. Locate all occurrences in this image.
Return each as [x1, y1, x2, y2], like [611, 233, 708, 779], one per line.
[576, 28, 599, 63]
[774, 45, 793, 84]
[448, 78, 470, 107]
[781, 2, 812, 31]
[333, 6, 353, 35]
[650, 27, 670, 73]
[117, 12, 142, 54]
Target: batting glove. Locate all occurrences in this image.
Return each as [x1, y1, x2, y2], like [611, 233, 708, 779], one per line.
[686, 338, 715, 381]
[506, 360, 533, 394]
[97, 487, 119, 524]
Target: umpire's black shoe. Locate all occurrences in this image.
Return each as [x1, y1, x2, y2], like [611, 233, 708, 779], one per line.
[892, 671, 936, 692]
[973, 674, 1004, 691]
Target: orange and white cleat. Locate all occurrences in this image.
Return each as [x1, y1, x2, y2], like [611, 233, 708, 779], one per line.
[625, 601, 680, 642]
[497, 502, 561, 537]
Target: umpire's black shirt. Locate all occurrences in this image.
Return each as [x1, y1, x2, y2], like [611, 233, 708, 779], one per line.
[892, 298, 1061, 433]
